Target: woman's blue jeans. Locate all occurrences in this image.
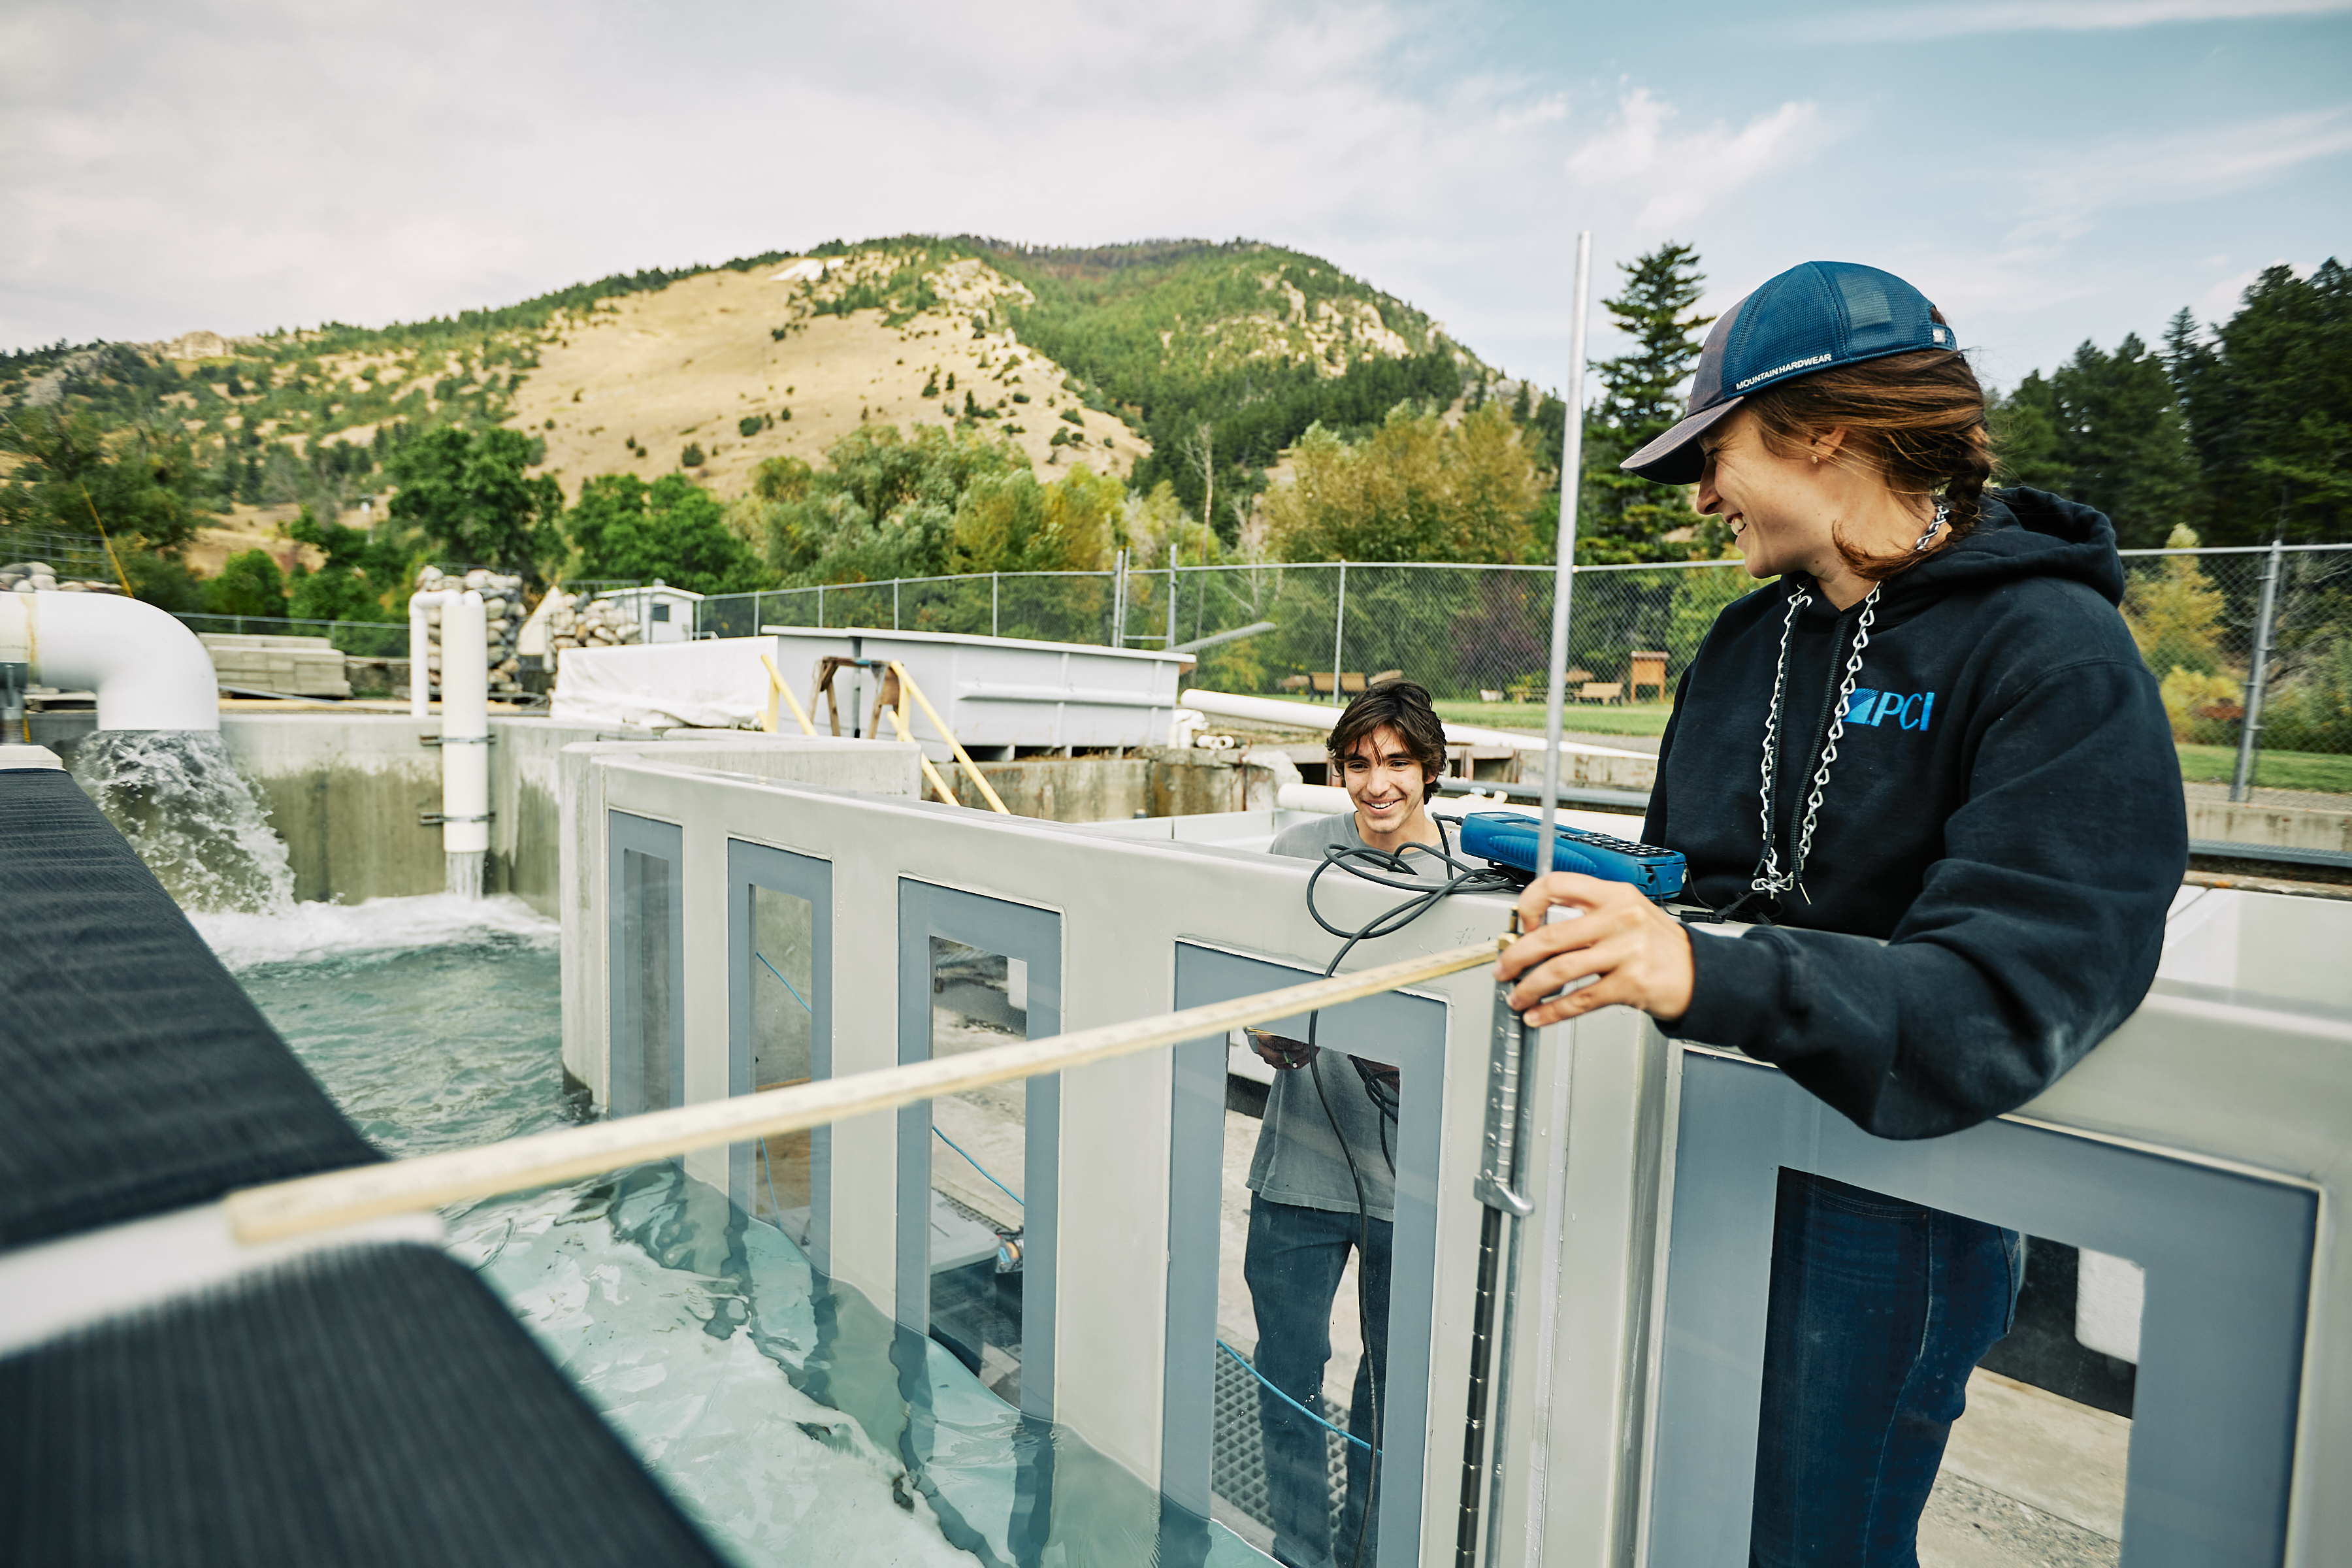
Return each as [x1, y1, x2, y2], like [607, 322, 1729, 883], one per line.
[1749, 1171, 2023, 1568]
[1243, 1194, 1391, 1568]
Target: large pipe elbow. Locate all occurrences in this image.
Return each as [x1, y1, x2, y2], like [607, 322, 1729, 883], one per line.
[0, 592, 220, 732]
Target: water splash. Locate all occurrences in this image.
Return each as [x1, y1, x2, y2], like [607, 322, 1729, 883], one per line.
[445, 848, 486, 900]
[190, 890, 554, 972]
[69, 729, 296, 915]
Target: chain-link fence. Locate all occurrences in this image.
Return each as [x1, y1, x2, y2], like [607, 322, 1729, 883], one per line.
[691, 544, 2350, 787]
[1, 530, 127, 585]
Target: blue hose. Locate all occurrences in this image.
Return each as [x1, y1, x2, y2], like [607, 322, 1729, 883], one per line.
[754, 950, 813, 1014]
[932, 1124, 1024, 1209]
[1218, 1339, 1374, 1453]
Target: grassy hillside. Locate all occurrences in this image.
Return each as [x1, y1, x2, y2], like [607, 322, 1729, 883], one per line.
[2, 234, 1510, 578]
[968, 238, 1484, 526]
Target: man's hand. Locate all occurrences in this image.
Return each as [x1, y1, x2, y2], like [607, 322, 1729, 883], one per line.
[1495, 874, 1695, 1028]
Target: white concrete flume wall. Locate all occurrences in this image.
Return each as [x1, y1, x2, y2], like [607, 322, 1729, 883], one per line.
[0, 591, 220, 730]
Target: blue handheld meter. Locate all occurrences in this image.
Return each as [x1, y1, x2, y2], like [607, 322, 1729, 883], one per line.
[1457, 812, 1686, 902]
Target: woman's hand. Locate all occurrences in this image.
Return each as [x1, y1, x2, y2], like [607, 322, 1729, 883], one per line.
[1495, 874, 1695, 1028]
[1246, 1029, 1313, 1070]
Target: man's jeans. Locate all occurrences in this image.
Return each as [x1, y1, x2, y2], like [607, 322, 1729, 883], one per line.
[1243, 1194, 1392, 1568]
[1750, 1171, 2024, 1568]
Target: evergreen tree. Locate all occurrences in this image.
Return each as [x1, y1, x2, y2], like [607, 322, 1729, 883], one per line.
[1994, 334, 2200, 547]
[1582, 243, 1713, 563]
[2174, 259, 2351, 546]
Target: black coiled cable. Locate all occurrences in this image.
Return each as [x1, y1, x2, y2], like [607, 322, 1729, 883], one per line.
[1287, 820, 1516, 1567]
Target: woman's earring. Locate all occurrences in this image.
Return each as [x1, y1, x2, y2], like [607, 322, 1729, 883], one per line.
[1913, 499, 1951, 552]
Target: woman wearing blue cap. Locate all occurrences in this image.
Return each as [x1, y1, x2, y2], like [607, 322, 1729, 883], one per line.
[1496, 261, 2185, 1565]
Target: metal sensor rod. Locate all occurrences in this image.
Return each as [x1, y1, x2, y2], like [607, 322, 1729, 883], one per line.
[1461, 227, 1593, 1568]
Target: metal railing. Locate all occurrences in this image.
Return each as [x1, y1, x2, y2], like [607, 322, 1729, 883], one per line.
[172, 613, 412, 660]
[697, 546, 2352, 789]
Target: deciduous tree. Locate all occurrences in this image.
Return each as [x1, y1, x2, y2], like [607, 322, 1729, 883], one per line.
[385, 425, 562, 579]
[1265, 402, 1537, 563]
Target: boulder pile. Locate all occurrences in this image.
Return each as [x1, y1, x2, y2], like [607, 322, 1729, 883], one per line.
[546, 593, 645, 653]
[3, 562, 125, 594]
[416, 565, 527, 698]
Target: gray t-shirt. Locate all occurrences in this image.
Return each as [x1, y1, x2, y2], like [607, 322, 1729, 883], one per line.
[1249, 811, 1456, 1222]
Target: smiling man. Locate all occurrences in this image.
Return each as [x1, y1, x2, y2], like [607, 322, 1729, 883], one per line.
[1239, 680, 1454, 1567]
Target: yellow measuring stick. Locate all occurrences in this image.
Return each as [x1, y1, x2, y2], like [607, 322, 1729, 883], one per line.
[226, 936, 1508, 1244]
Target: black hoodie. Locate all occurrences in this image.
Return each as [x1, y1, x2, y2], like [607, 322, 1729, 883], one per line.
[1646, 487, 2187, 1140]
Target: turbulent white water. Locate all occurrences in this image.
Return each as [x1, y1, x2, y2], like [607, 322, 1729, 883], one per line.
[444, 848, 487, 899]
[69, 729, 297, 915]
[191, 891, 555, 971]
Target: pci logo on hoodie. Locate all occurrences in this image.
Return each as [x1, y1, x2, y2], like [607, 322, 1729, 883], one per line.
[1840, 688, 1936, 730]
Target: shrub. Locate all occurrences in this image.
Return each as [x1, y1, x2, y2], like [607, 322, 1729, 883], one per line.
[2124, 527, 2227, 677]
[681, 442, 706, 468]
[204, 548, 289, 617]
[1060, 407, 1084, 425]
[2260, 640, 2352, 753]
[777, 406, 792, 422]
[738, 415, 763, 438]
[2160, 666, 2243, 744]
[1011, 391, 1030, 404]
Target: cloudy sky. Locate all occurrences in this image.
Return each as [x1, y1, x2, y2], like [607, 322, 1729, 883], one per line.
[3, 0, 2345, 393]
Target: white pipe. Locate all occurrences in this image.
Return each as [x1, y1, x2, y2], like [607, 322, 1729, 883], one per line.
[0, 591, 220, 731]
[1275, 781, 1352, 814]
[409, 589, 455, 719]
[1276, 778, 1633, 836]
[438, 591, 490, 857]
[1179, 687, 1650, 760]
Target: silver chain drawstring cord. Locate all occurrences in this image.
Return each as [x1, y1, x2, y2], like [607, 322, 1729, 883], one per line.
[1747, 500, 1945, 905]
[1752, 585, 1878, 899]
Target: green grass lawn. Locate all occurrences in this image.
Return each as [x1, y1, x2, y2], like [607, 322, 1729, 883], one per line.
[1252, 694, 2351, 792]
[2175, 743, 2352, 796]
[1429, 700, 1676, 738]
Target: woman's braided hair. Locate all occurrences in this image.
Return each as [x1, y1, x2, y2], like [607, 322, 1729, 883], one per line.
[1739, 313, 1993, 581]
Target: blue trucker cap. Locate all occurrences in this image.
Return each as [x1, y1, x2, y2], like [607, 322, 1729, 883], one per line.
[1620, 261, 1957, 485]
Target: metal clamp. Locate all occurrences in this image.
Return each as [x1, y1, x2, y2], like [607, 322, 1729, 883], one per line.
[1471, 980, 1537, 1217]
[418, 811, 495, 825]
[420, 734, 495, 747]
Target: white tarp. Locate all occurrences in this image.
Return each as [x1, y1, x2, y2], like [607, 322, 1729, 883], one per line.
[551, 637, 772, 730]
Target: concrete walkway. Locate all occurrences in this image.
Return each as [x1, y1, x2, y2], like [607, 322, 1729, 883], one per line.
[2183, 779, 2351, 814]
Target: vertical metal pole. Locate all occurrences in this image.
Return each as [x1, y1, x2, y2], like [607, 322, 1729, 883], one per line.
[1166, 561, 1179, 649]
[817, 583, 825, 629]
[992, 572, 1000, 638]
[1332, 559, 1348, 704]
[1535, 229, 1593, 879]
[2230, 538, 2283, 803]
[894, 579, 901, 630]
[1463, 229, 1591, 1568]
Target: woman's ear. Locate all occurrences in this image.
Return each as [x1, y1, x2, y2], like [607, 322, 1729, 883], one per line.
[1811, 426, 1852, 463]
